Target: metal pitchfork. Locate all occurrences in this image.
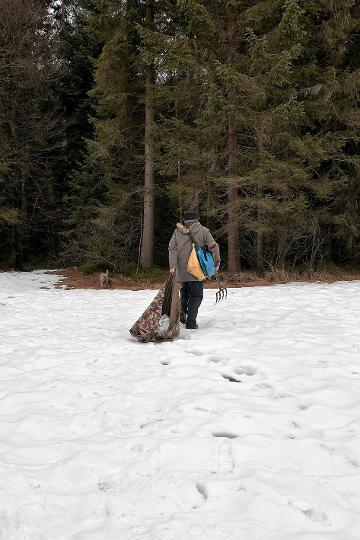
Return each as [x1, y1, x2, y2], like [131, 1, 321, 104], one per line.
[215, 275, 228, 304]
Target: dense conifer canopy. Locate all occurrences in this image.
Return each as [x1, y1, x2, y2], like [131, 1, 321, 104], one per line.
[0, 0, 359, 272]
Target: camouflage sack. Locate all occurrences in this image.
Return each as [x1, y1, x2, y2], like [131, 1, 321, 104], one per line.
[129, 274, 180, 343]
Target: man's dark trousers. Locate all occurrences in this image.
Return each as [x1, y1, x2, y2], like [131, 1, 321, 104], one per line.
[181, 281, 204, 325]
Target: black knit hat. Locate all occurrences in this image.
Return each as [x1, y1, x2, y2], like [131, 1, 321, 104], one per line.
[183, 210, 199, 221]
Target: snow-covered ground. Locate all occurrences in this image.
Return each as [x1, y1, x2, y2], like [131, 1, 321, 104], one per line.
[1, 271, 360, 540]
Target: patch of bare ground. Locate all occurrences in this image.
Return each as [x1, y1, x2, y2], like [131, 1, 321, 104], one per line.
[48, 267, 360, 291]
[47, 268, 154, 290]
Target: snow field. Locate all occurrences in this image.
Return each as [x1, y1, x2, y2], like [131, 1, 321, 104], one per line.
[0, 272, 360, 539]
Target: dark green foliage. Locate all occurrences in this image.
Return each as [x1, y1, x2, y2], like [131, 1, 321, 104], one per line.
[0, 0, 360, 272]
[0, 0, 64, 269]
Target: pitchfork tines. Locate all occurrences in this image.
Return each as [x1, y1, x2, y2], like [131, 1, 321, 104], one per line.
[215, 276, 228, 304]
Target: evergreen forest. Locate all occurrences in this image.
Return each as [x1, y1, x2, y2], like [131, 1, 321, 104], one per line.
[1, 0, 360, 275]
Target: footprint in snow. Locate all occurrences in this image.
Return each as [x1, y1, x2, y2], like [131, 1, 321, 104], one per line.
[98, 479, 115, 492]
[196, 483, 208, 501]
[256, 381, 273, 389]
[346, 456, 360, 468]
[298, 401, 311, 411]
[188, 347, 205, 356]
[194, 406, 216, 416]
[212, 431, 238, 439]
[208, 354, 224, 363]
[216, 439, 235, 473]
[234, 365, 257, 376]
[302, 508, 328, 523]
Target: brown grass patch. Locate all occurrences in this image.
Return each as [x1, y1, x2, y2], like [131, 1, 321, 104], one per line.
[48, 267, 360, 291]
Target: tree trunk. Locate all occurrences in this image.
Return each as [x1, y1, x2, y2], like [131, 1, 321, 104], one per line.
[256, 227, 264, 273]
[15, 179, 26, 271]
[48, 180, 57, 260]
[175, 93, 183, 220]
[277, 186, 288, 269]
[228, 112, 239, 272]
[277, 230, 287, 269]
[61, 0, 66, 30]
[256, 127, 264, 273]
[227, 16, 239, 273]
[140, 0, 155, 270]
[14, 226, 24, 271]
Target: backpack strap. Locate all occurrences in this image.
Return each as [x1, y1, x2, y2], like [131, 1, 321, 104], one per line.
[187, 226, 198, 248]
[188, 224, 217, 255]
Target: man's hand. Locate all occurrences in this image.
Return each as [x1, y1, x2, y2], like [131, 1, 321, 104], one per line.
[215, 265, 220, 273]
[170, 267, 176, 274]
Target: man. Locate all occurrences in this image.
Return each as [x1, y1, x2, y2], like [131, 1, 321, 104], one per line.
[168, 210, 220, 329]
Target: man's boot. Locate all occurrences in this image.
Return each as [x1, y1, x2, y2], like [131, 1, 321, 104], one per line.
[180, 312, 187, 324]
[185, 319, 198, 329]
